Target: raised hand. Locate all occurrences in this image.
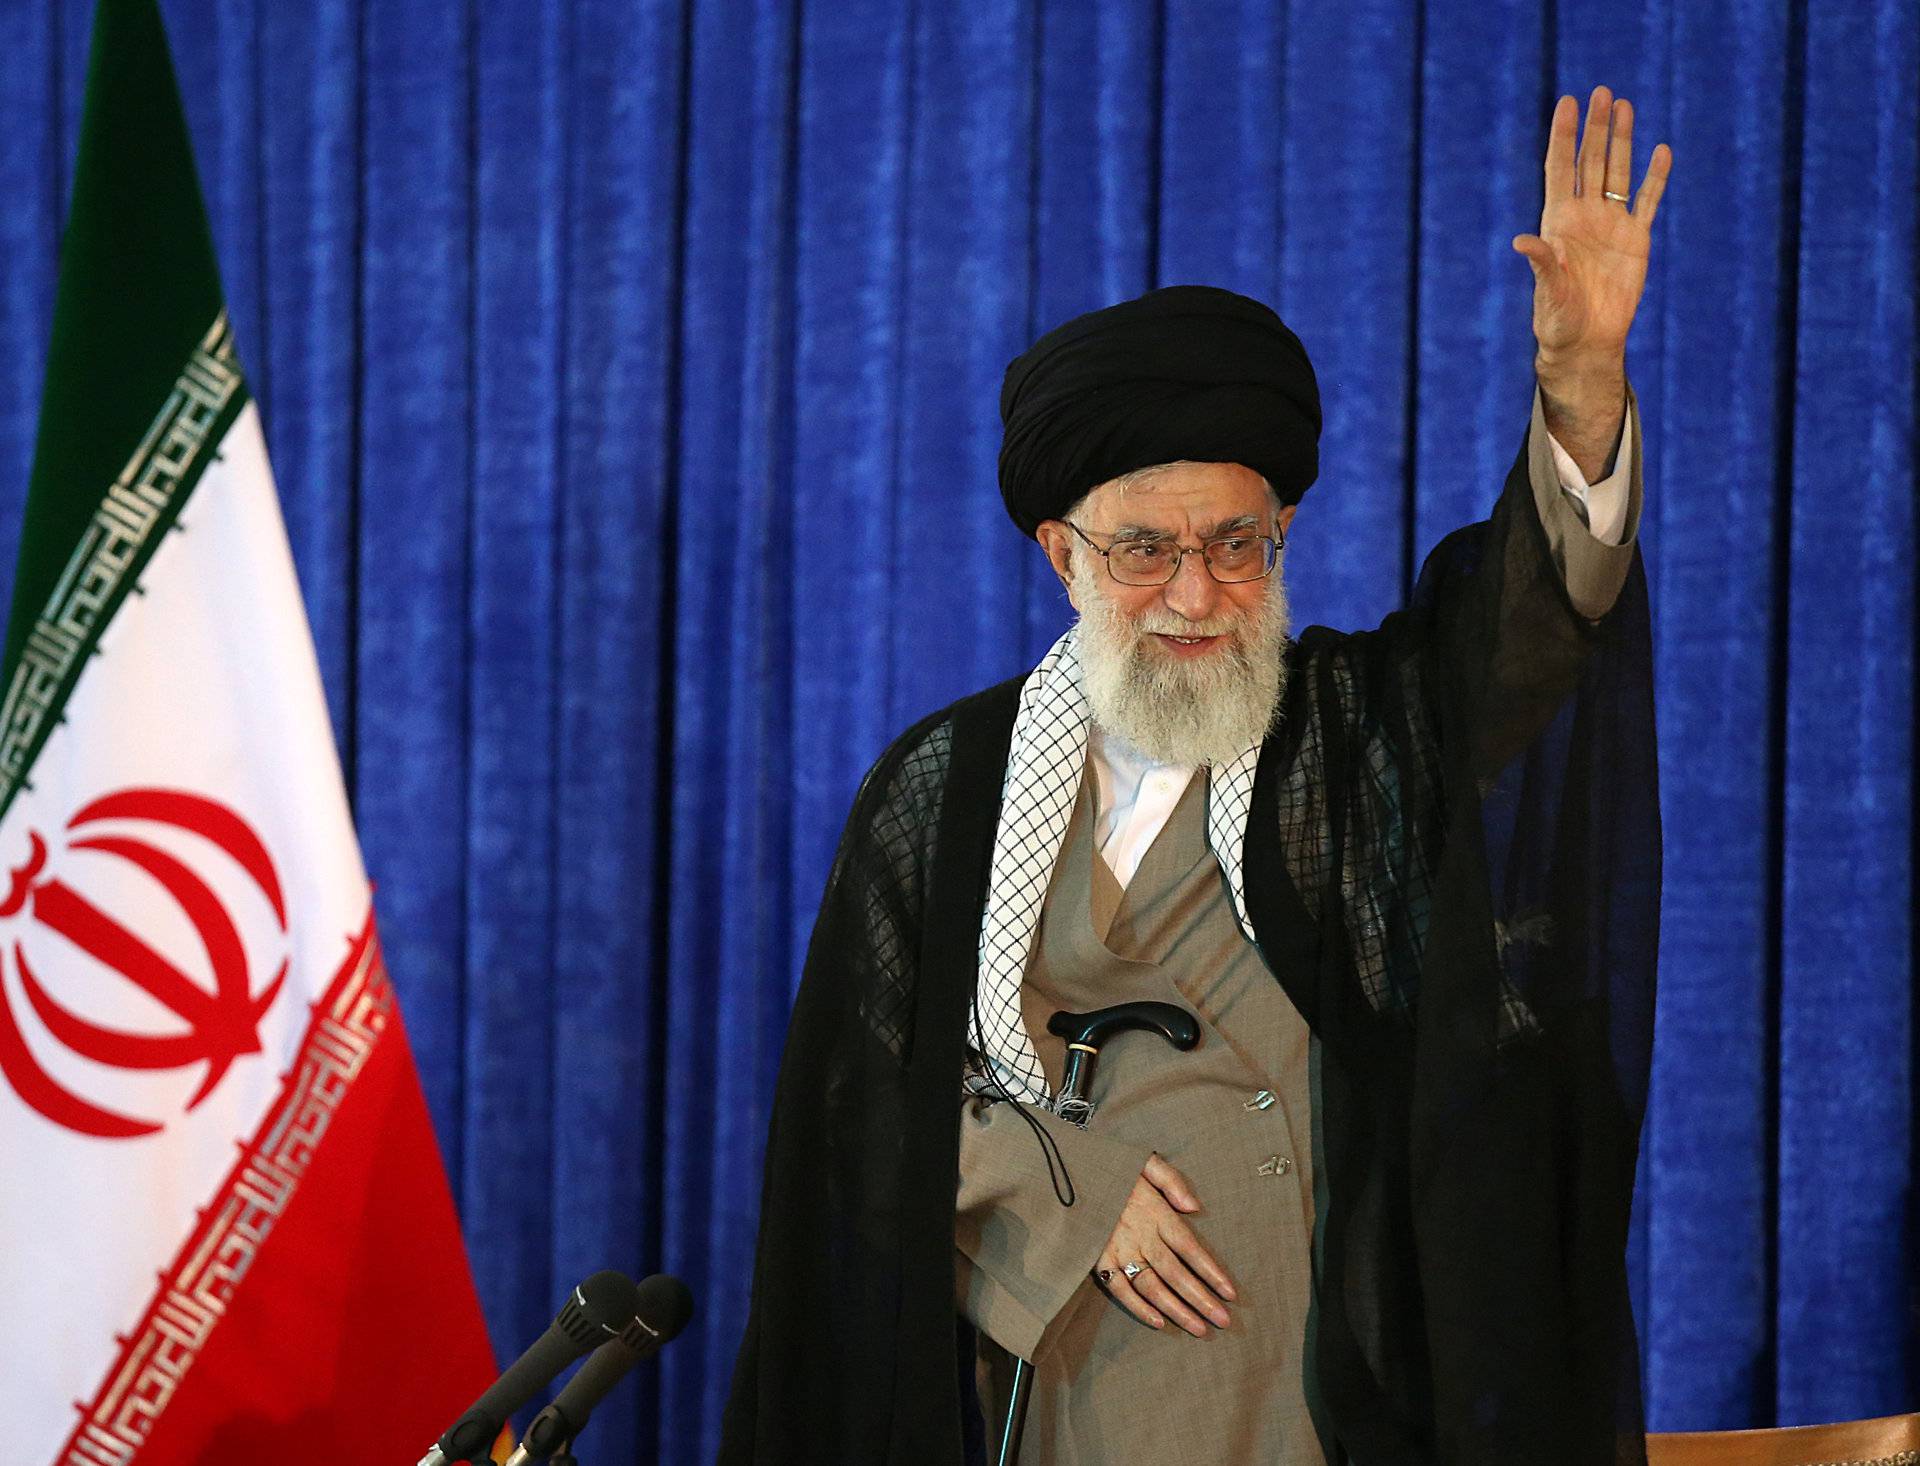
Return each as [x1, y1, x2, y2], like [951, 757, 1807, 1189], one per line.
[1512, 86, 1671, 480]
[1513, 85, 1671, 366]
[1092, 1153, 1237, 1338]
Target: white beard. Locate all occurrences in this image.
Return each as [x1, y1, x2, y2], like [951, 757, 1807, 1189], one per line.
[1071, 552, 1291, 767]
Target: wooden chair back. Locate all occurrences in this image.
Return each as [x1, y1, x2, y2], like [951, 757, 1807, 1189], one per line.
[1647, 1412, 1920, 1466]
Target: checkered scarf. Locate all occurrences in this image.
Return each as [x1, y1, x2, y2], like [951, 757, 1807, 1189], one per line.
[968, 626, 1264, 1107]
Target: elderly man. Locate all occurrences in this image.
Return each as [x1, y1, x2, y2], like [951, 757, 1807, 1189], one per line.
[722, 87, 1670, 1466]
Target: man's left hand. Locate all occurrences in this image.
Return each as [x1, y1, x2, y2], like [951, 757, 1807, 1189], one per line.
[1515, 85, 1670, 363]
[1513, 85, 1672, 480]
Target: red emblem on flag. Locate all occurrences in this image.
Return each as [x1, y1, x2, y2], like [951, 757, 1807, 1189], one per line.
[0, 788, 288, 1139]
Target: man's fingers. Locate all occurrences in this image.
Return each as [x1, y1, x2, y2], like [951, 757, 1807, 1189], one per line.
[1103, 1158, 1235, 1337]
[1142, 1242, 1231, 1330]
[1512, 234, 1553, 274]
[1576, 85, 1612, 197]
[1543, 93, 1577, 203]
[1133, 1268, 1213, 1339]
[1096, 1266, 1167, 1331]
[1633, 143, 1672, 226]
[1604, 97, 1634, 201]
[1142, 1153, 1200, 1213]
[1162, 1215, 1238, 1302]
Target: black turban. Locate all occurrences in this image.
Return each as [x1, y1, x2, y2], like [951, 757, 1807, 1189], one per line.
[997, 285, 1321, 537]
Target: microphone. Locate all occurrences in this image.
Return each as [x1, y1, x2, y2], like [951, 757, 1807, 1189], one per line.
[418, 1270, 642, 1466]
[503, 1274, 695, 1464]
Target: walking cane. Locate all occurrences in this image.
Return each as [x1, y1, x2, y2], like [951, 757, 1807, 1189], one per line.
[991, 1001, 1201, 1466]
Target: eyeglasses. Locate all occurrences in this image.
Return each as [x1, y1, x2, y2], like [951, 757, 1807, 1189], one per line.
[1064, 520, 1284, 586]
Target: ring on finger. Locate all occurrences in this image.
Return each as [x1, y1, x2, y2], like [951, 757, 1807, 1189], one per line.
[1121, 1261, 1149, 1281]
[1603, 190, 1630, 204]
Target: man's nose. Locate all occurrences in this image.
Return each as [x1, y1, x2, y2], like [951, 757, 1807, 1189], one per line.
[1160, 552, 1222, 621]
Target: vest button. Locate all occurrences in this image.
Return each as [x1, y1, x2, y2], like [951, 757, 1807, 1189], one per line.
[1244, 1089, 1277, 1111]
[1256, 1155, 1293, 1178]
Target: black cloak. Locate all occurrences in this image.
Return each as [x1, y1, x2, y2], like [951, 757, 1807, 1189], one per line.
[719, 415, 1660, 1464]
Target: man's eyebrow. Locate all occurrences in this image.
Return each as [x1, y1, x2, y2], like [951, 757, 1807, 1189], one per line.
[1106, 514, 1262, 542]
[1199, 514, 1261, 538]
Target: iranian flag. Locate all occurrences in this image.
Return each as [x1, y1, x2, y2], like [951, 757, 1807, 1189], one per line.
[0, 2, 498, 1462]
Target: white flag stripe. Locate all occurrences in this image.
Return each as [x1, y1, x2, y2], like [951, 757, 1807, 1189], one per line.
[0, 401, 369, 1465]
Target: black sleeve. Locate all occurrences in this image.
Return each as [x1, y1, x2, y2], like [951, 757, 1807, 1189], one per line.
[720, 676, 1024, 1466]
[717, 710, 954, 1465]
[1251, 408, 1661, 1466]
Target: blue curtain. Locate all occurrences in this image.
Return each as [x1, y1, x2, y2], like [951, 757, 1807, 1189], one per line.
[0, 1, 1913, 1459]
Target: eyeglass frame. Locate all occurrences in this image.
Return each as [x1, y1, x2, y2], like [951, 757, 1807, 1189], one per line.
[1061, 518, 1286, 586]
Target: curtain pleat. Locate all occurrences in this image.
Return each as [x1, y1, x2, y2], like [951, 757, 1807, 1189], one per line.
[252, 0, 360, 742]
[1775, 0, 1916, 1424]
[1640, 0, 1793, 1426]
[352, 0, 475, 1231]
[1413, 0, 1545, 554]
[1158, 0, 1284, 302]
[467, 0, 570, 1383]
[548, 0, 687, 1454]
[0, 1, 61, 584]
[664, 0, 800, 1453]
[788, 0, 914, 943]
[888, 0, 1038, 719]
[1275, 0, 1419, 631]
[1020, 0, 1161, 661]
[0, 2, 1910, 1457]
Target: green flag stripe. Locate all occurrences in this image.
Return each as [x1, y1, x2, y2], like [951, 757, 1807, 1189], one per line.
[1, 0, 238, 801]
[0, 316, 247, 822]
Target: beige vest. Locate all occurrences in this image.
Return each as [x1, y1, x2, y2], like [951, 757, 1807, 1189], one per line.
[1006, 771, 1326, 1465]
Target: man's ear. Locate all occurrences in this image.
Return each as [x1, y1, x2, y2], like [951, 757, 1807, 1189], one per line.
[1276, 503, 1299, 538]
[1034, 521, 1075, 595]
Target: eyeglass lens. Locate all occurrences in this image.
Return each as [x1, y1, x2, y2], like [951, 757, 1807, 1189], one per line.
[1106, 536, 1276, 585]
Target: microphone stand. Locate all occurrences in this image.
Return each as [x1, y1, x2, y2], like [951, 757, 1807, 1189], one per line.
[507, 1433, 577, 1466]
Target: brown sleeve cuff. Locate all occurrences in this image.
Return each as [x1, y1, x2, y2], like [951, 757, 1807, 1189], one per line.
[954, 1095, 1151, 1361]
[1528, 381, 1645, 620]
